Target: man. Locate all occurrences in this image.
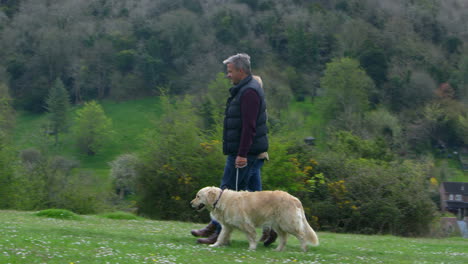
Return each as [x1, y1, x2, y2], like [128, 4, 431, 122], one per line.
[191, 53, 277, 246]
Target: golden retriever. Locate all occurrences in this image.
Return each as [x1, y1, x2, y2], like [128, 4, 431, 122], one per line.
[190, 186, 319, 251]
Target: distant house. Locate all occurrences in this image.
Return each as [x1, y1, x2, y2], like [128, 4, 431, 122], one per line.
[440, 182, 468, 219]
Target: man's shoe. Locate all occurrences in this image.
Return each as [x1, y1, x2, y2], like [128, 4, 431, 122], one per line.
[260, 227, 270, 242]
[196, 232, 219, 244]
[191, 222, 216, 237]
[264, 229, 277, 247]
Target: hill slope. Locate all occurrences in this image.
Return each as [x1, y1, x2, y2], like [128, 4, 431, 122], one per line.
[13, 97, 163, 173]
[1, 210, 468, 264]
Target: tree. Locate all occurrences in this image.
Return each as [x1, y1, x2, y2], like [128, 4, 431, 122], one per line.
[285, 24, 318, 69]
[198, 72, 230, 131]
[109, 154, 139, 199]
[320, 57, 375, 131]
[456, 113, 468, 145]
[0, 83, 15, 132]
[45, 78, 70, 145]
[138, 95, 224, 220]
[359, 47, 388, 88]
[0, 83, 16, 209]
[73, 101, 113, 155]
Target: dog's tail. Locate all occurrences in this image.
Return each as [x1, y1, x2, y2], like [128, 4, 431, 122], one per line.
[303, 219, 319, 246]
[298, 209, 319, 246]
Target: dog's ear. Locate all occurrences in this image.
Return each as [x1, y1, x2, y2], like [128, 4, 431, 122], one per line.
[207, 188, 218, 204]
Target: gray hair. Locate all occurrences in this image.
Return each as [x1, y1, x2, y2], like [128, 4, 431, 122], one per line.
[223, 53, 251, 74]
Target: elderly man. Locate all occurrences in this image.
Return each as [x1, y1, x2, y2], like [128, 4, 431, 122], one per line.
[191, 53, 277, 246]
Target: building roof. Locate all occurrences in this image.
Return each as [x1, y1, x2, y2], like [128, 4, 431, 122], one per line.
[442, 182, 468, 195]
[446, 201, 468, 209]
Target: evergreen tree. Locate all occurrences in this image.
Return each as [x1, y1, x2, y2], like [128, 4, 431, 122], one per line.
[45, 78, 70, 145]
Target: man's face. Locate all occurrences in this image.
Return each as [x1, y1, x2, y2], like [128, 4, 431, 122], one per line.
[226, 63, 245, 85]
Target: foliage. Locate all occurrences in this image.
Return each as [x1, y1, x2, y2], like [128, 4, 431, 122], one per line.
[457, 113, 468, 145]
[34, 209, 81, 220]
[328, 130, 394, 162]
[284, 23, 318, 69]
[287, 131, 436, 236]
[261, 138, 307, 192]
[407, 71, 437, 108]
[45, 78, 71, 145]
[73, 101, 113, 155]
[0, 83, 16, 209]
[341, 158, 436, 235]
[197, 72, 231, 131]
[12, 148, 108, 214]
[364, 107, 402, 145]
[0, 83, 15, 132]
[3, 0, 468, 237]
[109, 153, 139, 199]
[0, 0, 465, 117]
[137, 95, 224, 221]
[0, 136, 15, 209]
[358, 47, 388, 88]
[320, 57, 375, 132]
[212, 8, 248, 44]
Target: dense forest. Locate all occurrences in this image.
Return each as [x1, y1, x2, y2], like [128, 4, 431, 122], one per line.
[1, 0, 468, 236]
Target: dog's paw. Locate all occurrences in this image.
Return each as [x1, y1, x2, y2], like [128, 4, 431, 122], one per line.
[209, 243, 221, 248]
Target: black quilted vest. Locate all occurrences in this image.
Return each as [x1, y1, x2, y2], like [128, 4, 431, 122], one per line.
[222, 75, 268, 155]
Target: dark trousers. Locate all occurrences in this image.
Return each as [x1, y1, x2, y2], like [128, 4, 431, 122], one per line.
[220, 154, 259, 191]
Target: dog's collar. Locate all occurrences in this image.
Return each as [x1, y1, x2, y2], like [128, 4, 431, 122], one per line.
[213, 189, 224, 209]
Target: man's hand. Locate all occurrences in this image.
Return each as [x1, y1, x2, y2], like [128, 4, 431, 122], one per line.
[235, 156, 247, 168]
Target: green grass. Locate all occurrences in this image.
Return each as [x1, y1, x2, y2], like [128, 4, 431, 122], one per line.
[285, 97, 327, 149]
[1, 210, 467, 264]
[13, 97, 163, 173]
[435, 158, 468, 182]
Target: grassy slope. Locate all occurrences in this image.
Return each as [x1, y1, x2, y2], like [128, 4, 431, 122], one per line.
[434, 158, 468, 183]
[13, 97, 163, 176]
[1, 210, 468, 264]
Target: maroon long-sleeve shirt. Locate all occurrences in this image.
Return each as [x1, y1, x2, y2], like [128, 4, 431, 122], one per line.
[238, 89, 260, 157]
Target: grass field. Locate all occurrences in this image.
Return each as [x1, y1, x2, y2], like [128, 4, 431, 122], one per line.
[1, 210, 468, 264]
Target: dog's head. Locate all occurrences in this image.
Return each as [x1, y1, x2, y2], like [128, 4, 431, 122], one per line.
[190, 186, 221, 212]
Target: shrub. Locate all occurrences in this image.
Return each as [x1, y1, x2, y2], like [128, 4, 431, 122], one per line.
[98, 211, 142, 220]
[35, 209, 81, 220]
[328, 130, 394, 161]
[288, 131, 437, 236]
[309, 155, 436, 236]
[13, 152, 109, 214]
[137, 95, 224, 221]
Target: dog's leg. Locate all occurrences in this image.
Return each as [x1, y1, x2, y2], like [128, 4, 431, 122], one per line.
[274, 229, 288, 252]
[243, 224, 257, 250]
[295, 232, 308, 252]
[210, 225, 232, 247]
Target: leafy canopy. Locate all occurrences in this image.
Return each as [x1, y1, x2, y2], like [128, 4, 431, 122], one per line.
[73, 101, 113, 155]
